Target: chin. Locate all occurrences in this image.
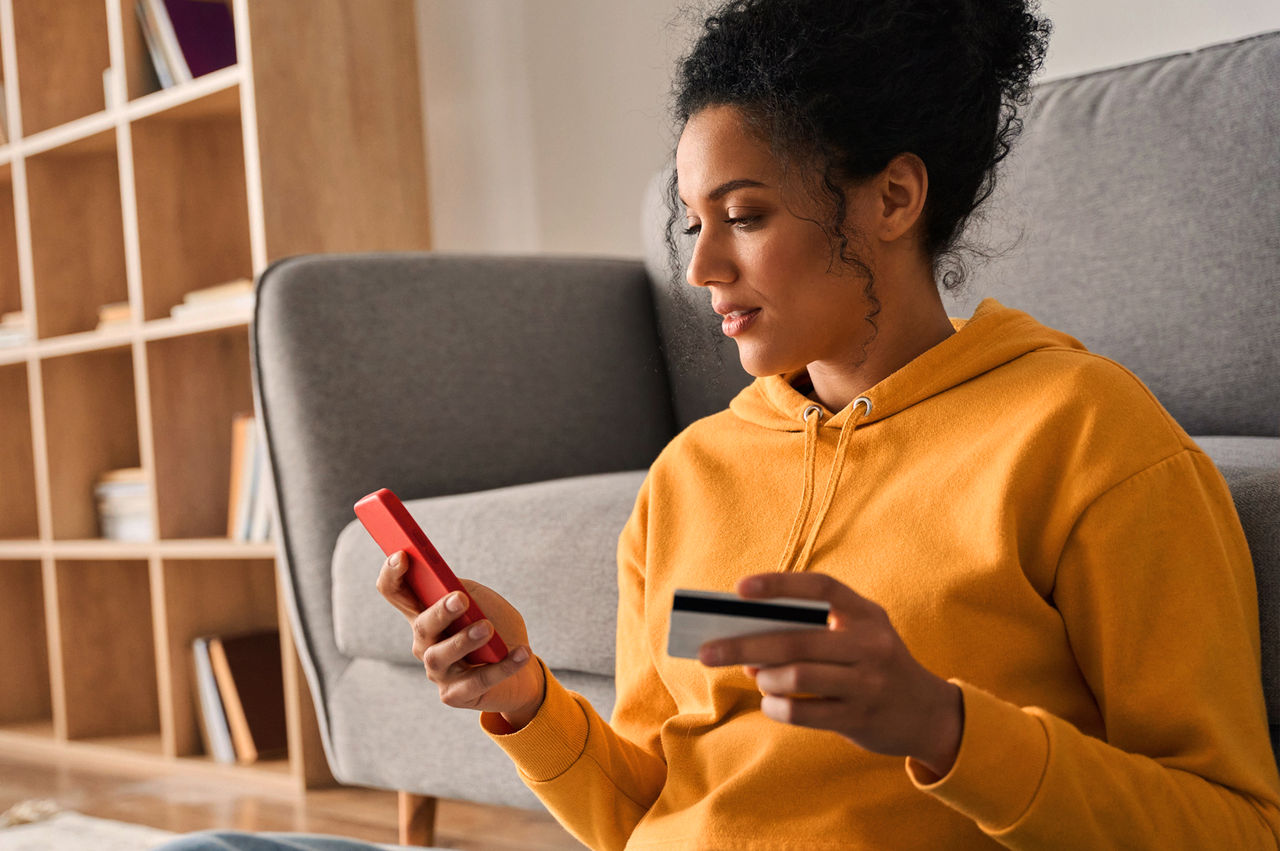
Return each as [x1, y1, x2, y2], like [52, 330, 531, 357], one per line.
[735, 343, 803, 378]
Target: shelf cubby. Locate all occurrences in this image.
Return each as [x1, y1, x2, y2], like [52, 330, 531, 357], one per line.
[0, 560, 50, 726]
[52, 558, 159, 740]
[25, 131, 128, 340]
[132, 84, 252, 320]
[40, 347, 142, 541]
[0, 362, 38, 539]
[147, 326, 252, 540]
[11, 0, 111, 136]
[156, 557, 278, 758]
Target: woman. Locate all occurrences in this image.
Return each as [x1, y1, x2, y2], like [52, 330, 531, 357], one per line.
[399, 1, 1280, 848]
[164, 0, 1280, 849]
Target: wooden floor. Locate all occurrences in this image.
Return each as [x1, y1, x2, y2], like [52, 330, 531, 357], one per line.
[0, 749, 583, 850]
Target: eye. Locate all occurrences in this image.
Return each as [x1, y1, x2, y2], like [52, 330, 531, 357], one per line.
[682, 222, 701, 236]
[725, 215, 761, 229]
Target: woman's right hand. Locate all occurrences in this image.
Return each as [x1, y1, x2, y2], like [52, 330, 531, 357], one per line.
[375, 551, 545, 729]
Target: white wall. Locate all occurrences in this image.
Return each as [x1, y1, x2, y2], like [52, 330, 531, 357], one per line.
[415, 0, 688, 257]
[1037, 0, 1280, 79]
[415, 0, 1280, 258]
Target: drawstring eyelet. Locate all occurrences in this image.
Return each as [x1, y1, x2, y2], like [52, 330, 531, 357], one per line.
[802, 404, 823, 423]
[853, 396, 873, 417]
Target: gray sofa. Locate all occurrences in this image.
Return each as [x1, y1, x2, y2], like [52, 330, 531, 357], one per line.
[251, 30, 1279, 837]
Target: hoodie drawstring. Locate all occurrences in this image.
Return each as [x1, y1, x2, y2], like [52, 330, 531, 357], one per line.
[772, 404, 823, 573]
[773, 396, 873, 574]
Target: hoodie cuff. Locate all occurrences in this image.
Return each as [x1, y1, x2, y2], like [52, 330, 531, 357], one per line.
[906, 679, 1050, 833]
[480, 657, 589, 783]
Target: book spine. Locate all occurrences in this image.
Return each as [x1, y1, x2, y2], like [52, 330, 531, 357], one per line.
[208, 636, 257, 764]
[236, 421, 260, 541]
[193, 637, 236, 763]
[147, 0, 192, 83]
[249, 419, 272, 542]
[135, 0, 175, 89]
[227, 414, 252, 538]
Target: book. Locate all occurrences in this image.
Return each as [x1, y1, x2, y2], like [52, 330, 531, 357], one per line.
[248, 428, 273, 543]
[192, 636, 236, 763]
[0, 311, 28, 347]
[136, 0, 176, 89]
[205, 629, 286, 764]
[143, 0, 238, 85]
[97, 301, 132, 329]
[227, 413, 255, 539]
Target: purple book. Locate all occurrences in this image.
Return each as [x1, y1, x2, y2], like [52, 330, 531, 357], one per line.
[162, 0, 237, 79]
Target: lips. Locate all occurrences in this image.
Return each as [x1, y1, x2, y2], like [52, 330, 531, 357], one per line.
[712, 302, 761, 317]
[720, 307, 761, 337]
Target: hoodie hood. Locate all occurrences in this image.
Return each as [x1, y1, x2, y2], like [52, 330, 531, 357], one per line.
[729, 298, 1087, 431]
[726, 298, 1087, 573]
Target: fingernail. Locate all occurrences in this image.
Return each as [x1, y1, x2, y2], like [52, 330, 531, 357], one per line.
[700, 644, 722, 665]
[511, 647, 529, 663]
[468, 621, 490, 640]
[391, 552, 404, 568]
[741, 577, 763, 594]
[446, 593, 466, 613]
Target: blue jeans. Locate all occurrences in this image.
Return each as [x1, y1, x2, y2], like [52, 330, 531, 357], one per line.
[153, 831, 413, 851]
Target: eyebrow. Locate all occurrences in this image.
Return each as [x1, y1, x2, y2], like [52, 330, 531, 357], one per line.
[679, 178, 770, 206]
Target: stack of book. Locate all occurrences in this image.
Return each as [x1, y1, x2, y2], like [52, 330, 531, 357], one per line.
[171, 278, 254, 323]
[0, 311, 28, 347]
[192, 628, 287, 765]
[135, 0, 237, 90]
[96, 467, 155, 541]
[228, 412, 273, 542]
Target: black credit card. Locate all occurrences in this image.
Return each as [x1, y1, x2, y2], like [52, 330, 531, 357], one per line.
[667, 589, 830, 659]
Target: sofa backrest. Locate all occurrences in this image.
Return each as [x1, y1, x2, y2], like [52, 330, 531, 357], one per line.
[642, 31, 1280, 438]
[941, 31, 1279, 437]
[639, 30, 1279, 764]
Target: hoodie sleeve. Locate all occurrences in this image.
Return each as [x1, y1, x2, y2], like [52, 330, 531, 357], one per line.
[908, 448, 1280, 848]
[480, 473, 670, 851]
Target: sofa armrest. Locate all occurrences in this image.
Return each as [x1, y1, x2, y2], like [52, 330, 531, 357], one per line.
[250, 252, 675, 777]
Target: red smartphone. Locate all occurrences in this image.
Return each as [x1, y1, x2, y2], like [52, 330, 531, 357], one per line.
[354, 488, 509, 665]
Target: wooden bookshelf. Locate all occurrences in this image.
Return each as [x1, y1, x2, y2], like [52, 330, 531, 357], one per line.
[0, 0, 430, 792]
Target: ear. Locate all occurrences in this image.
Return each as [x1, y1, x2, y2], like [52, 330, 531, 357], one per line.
[874, 153, 929, 244]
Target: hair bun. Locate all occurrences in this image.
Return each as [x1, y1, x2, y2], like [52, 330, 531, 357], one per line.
[962, 0, 1053, 104]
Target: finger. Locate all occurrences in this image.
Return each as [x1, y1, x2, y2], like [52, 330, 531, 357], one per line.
[699, 626, 845, 668]
[375, 552, 424, 621]
[438, 646, 534, 709]
[753, 661, 858, 699]
[411, 591, 472, 659]
[736, 572, 878, 622]
[422, 617, 494, 679]
[760, 694, 846, 730]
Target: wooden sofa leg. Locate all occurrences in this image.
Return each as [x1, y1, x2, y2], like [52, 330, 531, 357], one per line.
[398, 791, 438, 846]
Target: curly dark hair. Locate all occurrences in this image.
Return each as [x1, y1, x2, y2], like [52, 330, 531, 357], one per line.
[661, 0, 1052, 372]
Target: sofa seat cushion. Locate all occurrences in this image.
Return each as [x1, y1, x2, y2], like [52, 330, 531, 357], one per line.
[1199, 437, 1280, 755]
[332, 469, 647, 678]
[1196, 435, 1279, 471]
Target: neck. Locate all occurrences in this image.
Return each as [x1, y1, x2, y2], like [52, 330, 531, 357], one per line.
[803, 272, 955, 413]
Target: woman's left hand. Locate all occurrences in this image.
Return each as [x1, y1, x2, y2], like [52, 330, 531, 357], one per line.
[698, 571, 964, 779]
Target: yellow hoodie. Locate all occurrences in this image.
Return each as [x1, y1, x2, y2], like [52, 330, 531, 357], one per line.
[482, 299, 1280, 849]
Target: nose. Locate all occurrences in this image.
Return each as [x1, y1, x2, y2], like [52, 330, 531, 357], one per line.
[685, 228, 736, 289]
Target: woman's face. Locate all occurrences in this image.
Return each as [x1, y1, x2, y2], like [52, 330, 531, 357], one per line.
[676, 105, 880, 378]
